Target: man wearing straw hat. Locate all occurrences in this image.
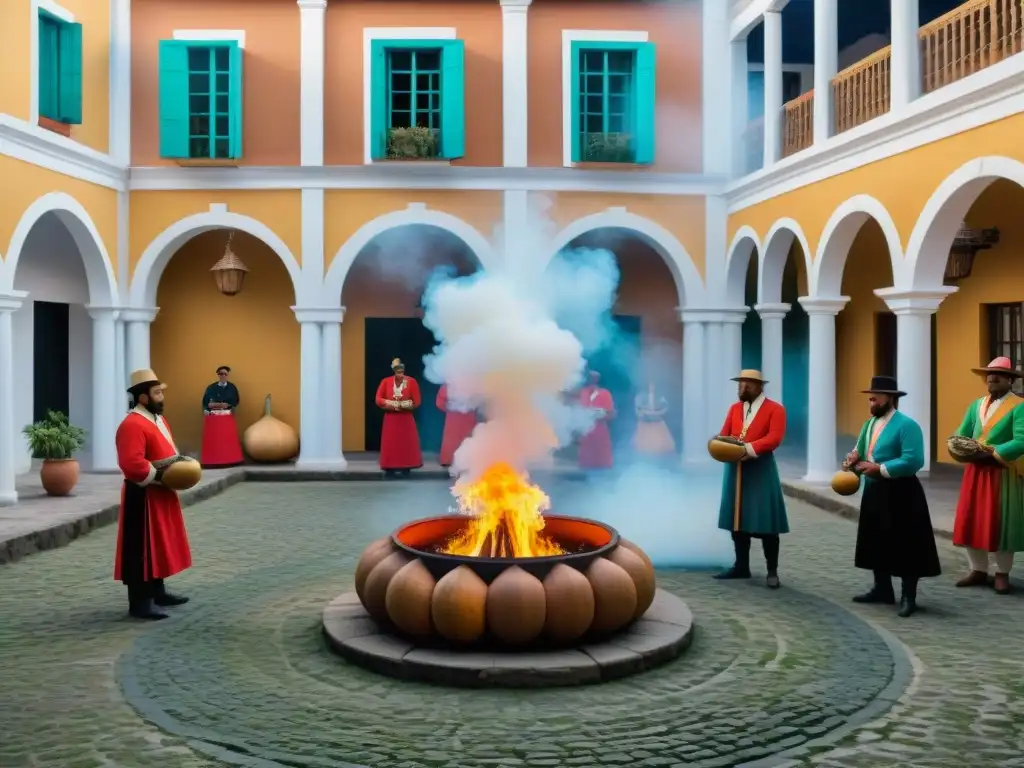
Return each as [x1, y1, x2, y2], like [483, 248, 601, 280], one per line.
[114, 369, 193, 620]
[374, 358, 423, 477]
[951, 356, 1024, 595]
[844, 375, 940, 618]
[714, 370, 789, 589]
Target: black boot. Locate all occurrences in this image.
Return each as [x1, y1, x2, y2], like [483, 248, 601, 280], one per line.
[127, 582, 169, 620]
[153, 578, 190, 607]
[897, 577, 919, 618]
[852, 571, 896, 604]
[715, 532, 752, 580]
[762, 535, 781, 589]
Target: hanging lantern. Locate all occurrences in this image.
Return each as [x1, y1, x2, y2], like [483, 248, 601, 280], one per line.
[210, 230, 250, 296]
[944, 222, 1000, 283]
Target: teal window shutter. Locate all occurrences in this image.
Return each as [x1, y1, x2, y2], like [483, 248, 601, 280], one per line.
[633, 42, 656, 165]
[57, 21, 82, 124]
[227, 42, 244, 158]
[570, 42, 582, 163]
[158, 40, 191, 159]
[38, 15, 60, 121]
[369, 40, 387, 160]
[439, 39, 465, 160]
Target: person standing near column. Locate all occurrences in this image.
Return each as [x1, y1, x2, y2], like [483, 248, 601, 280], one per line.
[437, 383, 477, 469]
[714, 370, 789, 589]
[375, 359, 423, 477]
[845, 376, 941, 618]
[952, 357, 1024, 595]
[578, 370, 616, 470]
[115, 369, 192, 620]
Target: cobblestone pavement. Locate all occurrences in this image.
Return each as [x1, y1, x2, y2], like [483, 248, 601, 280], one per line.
[0, 480, 1022, 768]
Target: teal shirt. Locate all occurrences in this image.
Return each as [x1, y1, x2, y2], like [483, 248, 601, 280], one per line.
[956, 395, 1024, 464]
[854, 410, 924, 480]
[202, 381, 240, 411]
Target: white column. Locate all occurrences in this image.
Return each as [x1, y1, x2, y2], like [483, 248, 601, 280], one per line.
[123, 309, 159, 373]
[298, 0, 327, 166]
[295, 313, 324, 466]
[762, 10, 783, 167]
[812, 0, 837, 145]
[320, 308, 347, 469]
[890, 0, 921, 110]
[798, 296, 849, 482]
[721, 310, 746, 378]
[679, 310, 707, 464]
[730, 41, 749, 176]
[0, 292, 26, 505]
[756, 303, 790, 399]
[87, 307, 119, 471]
[114, 317, 128, 403]
[705, 320, 726, 420]
[109, 0, 131, 165]
[500, 0, 531, 167]
[876, 287, 957, 473]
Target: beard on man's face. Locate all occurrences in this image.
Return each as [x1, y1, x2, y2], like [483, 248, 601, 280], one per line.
[869, 400, 891, 417]
[144, 400, 165, 416]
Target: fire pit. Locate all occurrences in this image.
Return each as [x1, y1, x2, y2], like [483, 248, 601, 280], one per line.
[323, 464, 694, 687]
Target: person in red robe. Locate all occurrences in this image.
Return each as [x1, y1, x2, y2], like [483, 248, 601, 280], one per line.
[199, 365, 244, 468]
[437, 384, 478, 468]
[115, 369, 193, 620]
[375, 358, 423, 477]
[578, 370, 616, 469]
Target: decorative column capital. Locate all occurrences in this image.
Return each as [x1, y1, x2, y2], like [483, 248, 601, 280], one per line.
[798, 296, 849, 316]
[292, 306, 345, 325]
[754, 302, 791, 320]
[873, 286, 957, 315]
[500, 0, 532, 8]
[678, 306, 749, 325]
[297, 0, 327, 9]
[120, 307, 160, 324]
[85, 306, 121, 321]
[0, 290, 28, 314]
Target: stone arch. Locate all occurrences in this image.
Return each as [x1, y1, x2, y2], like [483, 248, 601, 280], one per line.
[759, 218, 813, 305]
[0, 192, 118, 305]
[130, 209, 304, 308]
[547, 207, 704, 308]
[724, 226, 761, 307]
[903, 156, 1024, 290]
[324, 203, 497, 300]
[812, 195, 902, 297]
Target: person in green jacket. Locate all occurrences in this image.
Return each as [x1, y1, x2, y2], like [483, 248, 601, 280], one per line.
[202, 366, 240, 414]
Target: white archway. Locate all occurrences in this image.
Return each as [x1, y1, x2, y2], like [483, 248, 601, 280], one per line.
[724, 226, 761, 307]
[547, 207, 704, 308]
[0, 192, 118, 305]
[903, 156, 1024, 290]
[812, 194, 903, 297]
[324, 203, 497, 300]
[130, 209, 305, 307]
[759, 218, 813, 305]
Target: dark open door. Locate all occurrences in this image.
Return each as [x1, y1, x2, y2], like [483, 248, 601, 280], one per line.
[875, 311, 898, 376]
[32, 301, 70, 423]
[364, 318, 443, 453]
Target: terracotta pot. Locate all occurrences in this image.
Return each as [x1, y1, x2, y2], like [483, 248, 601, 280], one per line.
[40, 458, 79, 497]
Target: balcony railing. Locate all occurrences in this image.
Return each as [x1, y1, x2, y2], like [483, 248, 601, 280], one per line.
[779, 0, 1023, 158]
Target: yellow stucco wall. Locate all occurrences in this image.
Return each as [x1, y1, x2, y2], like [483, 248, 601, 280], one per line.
[0, 155, 118, 275]
[0, 2, 30, 120]
[62, 0, 112, 154]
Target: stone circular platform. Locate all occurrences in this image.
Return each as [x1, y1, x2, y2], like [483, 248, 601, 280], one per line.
[322, 588, 694, 688]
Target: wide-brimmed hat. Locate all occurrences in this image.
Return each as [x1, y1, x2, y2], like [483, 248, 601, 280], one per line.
[731, 369, 768, 384]
[971, 356, 1023, 379]
[127, 368, 166, 393]
[391, 358, 405, 371]
[862, 375, 906, 397]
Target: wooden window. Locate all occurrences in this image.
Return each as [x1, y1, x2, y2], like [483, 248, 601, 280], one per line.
[38, 11, 83, 125]
[987, 303, 1024, 394]
[158, 40, 243, 160]
[571, 41, 656, 165]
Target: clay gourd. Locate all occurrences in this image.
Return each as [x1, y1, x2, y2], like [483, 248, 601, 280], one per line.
[243, 394, 299, 463]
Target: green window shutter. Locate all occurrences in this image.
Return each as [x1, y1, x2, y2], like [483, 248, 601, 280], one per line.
[158, 40, 191, 159]
[57, 21, 83, 124]
[439, 39, 465, 160]
[570, 42, 582, 163]
[633, 42, 656, 165]
[228, 42, 244, 158]
[38, 17, 59, 120]
[369, 40, 387, 160]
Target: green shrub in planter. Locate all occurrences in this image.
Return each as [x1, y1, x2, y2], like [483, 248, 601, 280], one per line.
[23, 410, 87, 460]
[584, 132, 633, 163]
[387, 127, 441, 159]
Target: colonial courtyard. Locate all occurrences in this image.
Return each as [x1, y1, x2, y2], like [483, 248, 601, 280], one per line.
[0, 479, 1022, 768]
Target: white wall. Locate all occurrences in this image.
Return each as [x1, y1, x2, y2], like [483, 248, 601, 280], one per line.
[11, 212, 94, 472]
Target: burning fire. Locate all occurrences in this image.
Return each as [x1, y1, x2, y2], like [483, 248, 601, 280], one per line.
[443, 462, 565, 558]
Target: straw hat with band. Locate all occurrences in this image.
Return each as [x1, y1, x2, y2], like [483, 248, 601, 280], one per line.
[731, 369, 768, 384]
[391, 358, 405, 372]
[862, 375, 906, 398]
[971, 356, 1023, 379]
[127, 368, 167, 394]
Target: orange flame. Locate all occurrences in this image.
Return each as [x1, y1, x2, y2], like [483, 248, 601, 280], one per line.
[443, 462, 565, 558]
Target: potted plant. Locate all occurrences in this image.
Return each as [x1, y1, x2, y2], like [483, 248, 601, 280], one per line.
[583, 132, 633, 163]
[386, 126, 441, 160]
[22, 410, 87, 497]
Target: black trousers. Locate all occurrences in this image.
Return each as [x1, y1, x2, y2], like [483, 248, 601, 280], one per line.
[870, 570, 918, 598]
[732, 531, 780, 572]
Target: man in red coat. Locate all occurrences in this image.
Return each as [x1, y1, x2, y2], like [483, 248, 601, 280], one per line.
[115, 369, 193, 620]
[437, 383, 477, 468]
[375, 358, 423, 477]
[578, 370, 616, 469]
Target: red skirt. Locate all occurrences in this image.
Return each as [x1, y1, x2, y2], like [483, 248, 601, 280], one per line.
[200, 413, 244, 468]
[579, 422, 614, 469]
[114, 482, 192, 582]
[439, 411, 477, 466]
[953, 463, 1002, 551]
[380, 411, 423, 470]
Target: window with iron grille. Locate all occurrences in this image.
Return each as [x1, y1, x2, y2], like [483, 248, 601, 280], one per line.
[987, 303, 1024, 394]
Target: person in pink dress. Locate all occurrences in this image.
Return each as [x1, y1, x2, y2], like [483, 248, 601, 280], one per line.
[578, 371, 616, 469]
[437, 384, 478, 468]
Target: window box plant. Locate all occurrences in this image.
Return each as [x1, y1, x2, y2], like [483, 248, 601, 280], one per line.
[22, 410, 87, 497]
[386, 126, 441, 160]
[583, 132, 633, 163]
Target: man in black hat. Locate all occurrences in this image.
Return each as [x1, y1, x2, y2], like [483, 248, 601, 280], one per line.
[843, 375, 941, 618]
